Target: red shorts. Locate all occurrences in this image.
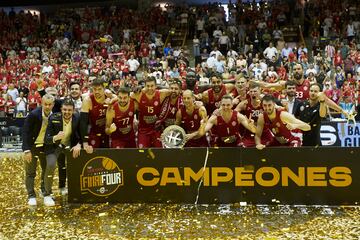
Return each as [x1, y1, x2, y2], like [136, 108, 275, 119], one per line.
[88, 132, 109, 148]
[138, 129, 162, 148]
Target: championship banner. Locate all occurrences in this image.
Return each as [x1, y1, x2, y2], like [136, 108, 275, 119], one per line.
[67, 147, 360, 205]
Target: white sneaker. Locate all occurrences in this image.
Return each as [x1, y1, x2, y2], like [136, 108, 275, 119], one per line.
[44, 196, 55, 207]
[60, 187, 68, 196]
[28, 197, 37, 206]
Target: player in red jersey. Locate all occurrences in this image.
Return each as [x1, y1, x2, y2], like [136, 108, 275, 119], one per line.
[130, 77, 172, 148]
[200, 95, 256, 147]
[80, 78, 117, 152]
[230, 76, 249, 105]
[255, 95, 311, 149]
[196, 75, 235, 114]
[105, 87, 137, 148]
[235, 83, 274, 147]
[175, 90, 208, 147]
[255, 63, 311, 101]
[163, 80, 183, 128]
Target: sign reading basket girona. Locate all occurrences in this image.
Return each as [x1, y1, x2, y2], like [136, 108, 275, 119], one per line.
[67, 148, 360, 205]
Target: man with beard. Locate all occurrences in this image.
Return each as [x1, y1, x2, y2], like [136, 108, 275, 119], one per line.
[255, 63, 311, 101]
[281, 81, 302, 115]
[163, 80, 183, 128]
[294, 83, 349, 146]
[69, 82, 82, 112]
[105, 88, 138, 148]
[235, 83, 274, 147]
[43, 98, 82, 206]
[130, 77, 172, 148]
[199, 95, 256, 147]
[80, 78, 117, 152]
[196, 75, 235, 114]
[175, 90, 208, 147]
[255, 95, 311, 149]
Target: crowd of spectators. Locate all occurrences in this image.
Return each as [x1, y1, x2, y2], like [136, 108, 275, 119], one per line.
[0, 0, 359, 120]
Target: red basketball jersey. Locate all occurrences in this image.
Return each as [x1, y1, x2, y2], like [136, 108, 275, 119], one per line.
[180, 106, 202, 133]
[164, 97, 183, 127]
[89, 94, 107, 134]
[263, 108, 296, 144]
[138, 90, 161, 133]
[214, 111, 241, 146]
[206, 85, 227, 114]
[295, 79, 310, 100]
[111, 100, 135, 139]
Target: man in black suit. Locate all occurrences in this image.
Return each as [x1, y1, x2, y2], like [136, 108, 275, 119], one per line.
[23, 94, 55, 206]
[43, 98, 82, 207]
[281, 81, 302, 115]
[294, 83, 327, 146]
[37, 85, 65, 193]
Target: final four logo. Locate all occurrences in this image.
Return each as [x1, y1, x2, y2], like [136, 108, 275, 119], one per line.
[80, 156, 123, 197]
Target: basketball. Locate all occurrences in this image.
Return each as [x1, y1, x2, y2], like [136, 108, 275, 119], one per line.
[102, 158, 117, 171]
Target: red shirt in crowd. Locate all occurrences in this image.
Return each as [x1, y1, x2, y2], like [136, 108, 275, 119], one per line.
[333, 53, 343, 66]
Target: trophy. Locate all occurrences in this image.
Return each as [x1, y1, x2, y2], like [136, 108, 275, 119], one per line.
[160, 125, 187, 148]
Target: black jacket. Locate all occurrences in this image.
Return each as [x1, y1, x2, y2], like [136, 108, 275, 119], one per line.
[22, 107, 45, 151]
[44, 112, 81, 154]
[291, 98, 302, 115]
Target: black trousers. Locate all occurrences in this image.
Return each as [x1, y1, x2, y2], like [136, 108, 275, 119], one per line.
[57, 151, 66, 189]
[25, 146, 46, 198]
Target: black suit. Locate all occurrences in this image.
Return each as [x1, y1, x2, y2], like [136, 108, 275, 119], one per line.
[279, 98, 302, 115]
[44, 112, 81, 154]
[43, 112, 81, 193]
[22, 107, 48, 198]
[291, 98, 302, 115]
[22, 107, 44, 151]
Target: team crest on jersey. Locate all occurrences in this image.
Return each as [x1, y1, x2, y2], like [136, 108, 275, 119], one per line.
[300, 106, 305, 111]
[232, 121, 237, 126]
[154, 101, 159, 106]
[276, 123, 281, 127]
[129, 111, 133, 116]
[194, 114, 198, 119]
[303, 86, 308, 90]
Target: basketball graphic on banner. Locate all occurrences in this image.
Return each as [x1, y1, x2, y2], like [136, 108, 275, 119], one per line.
[102, 157, 117, 170]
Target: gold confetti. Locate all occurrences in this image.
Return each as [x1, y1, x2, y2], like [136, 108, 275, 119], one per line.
[147, 149, 155, 159]
[0, 153, 359, 239]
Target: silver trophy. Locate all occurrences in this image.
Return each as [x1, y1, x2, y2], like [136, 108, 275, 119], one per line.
[161, 125, 187, 148]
